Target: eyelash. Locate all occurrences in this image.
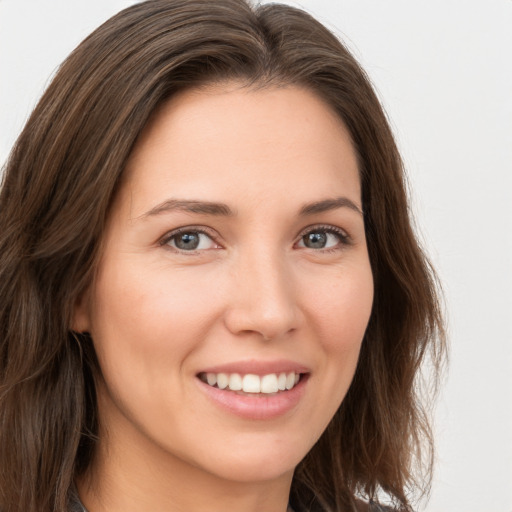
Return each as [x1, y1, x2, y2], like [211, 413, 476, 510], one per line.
[296, 224, 352, 253]
[159, 226, 219, 252]
[159, 224, 352, 254]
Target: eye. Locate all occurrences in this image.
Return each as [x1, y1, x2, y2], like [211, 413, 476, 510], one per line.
[162, 229, 218, 252]
[296, 227, 349, 250]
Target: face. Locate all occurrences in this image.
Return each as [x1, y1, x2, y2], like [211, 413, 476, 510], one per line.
[74, 83, 373, 487]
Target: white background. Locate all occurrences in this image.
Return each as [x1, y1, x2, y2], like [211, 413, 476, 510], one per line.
[1, 1, 511, 510]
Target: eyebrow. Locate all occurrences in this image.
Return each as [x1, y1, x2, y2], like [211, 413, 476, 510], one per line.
[139, 199, 234, 219]
[139, 196, 362, 220]
[299, 197, 363, 216]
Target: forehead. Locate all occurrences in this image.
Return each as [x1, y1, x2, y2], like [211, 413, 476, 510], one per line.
[120, 82, 361, 215]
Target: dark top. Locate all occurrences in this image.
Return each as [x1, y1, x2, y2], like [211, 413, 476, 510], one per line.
[68, 489, 86, 512]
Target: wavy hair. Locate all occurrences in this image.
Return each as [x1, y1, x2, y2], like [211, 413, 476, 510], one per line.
[0, 1, 445, 511]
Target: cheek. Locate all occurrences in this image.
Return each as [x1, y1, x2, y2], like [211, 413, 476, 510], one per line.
[91, 259, 217, 339]
[308, 262, 374, 345]
[304, 261, 373, 396]
[87, 259, 225, 392]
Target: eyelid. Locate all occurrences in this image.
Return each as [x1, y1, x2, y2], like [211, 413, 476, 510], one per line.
[157, 223, 352, 253]
[295, 224, 352, 249]
[158, 225, 222, 252]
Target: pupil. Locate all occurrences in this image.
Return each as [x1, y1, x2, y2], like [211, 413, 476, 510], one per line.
[176, 233, 200, 250]
[305, 232, 327, 248]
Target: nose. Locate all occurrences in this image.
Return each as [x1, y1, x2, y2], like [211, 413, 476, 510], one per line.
[223, 248, 300, 341]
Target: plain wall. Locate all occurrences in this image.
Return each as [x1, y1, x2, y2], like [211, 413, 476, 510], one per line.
[1, 1, 511, 510]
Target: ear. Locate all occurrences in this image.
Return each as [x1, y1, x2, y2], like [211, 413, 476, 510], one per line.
[71, 289, 91, 333]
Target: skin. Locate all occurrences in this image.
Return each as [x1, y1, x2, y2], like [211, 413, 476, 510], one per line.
[73, 82, 374, 512]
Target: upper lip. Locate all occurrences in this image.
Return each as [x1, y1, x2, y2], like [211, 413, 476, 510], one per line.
[197, 359, 310, 376]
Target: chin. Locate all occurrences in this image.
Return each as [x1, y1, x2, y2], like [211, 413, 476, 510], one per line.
[199, 434, 311, 483]
[204, 456, 297, 484]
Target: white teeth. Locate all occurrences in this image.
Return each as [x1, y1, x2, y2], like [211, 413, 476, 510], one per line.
[202, 371, 302, 393]
[229, 373, 242, 391]
[260, 374, 279, 394]
[285, 372, 295, 390]
[242, 374, 261, 393]
[217, 373, 229, 389]
[277, 373, 287, 391]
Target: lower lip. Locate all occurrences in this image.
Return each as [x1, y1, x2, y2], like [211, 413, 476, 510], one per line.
[197, 376, 308, 420]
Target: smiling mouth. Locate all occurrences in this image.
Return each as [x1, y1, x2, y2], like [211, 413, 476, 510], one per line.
[198, 371, 303, 395]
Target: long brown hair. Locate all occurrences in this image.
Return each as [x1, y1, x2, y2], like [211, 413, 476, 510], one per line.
[0, 1, 445, 511]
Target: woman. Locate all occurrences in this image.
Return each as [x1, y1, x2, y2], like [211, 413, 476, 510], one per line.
[0, 1, 445, 511]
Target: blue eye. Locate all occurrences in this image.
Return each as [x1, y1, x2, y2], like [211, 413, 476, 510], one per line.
[165, 230, 217, 251]
[297, 227, 348, 250]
